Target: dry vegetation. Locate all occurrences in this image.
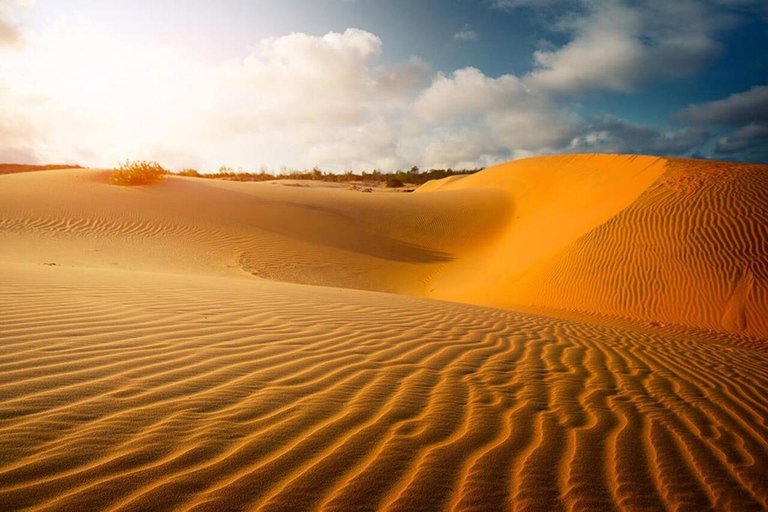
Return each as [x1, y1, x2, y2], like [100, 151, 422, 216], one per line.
[176, 165, 482, 186]
[109, 159, 167, 186]
[0, 164, 82, 175]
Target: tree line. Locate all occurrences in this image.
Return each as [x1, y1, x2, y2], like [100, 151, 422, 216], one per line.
[176, 165, 483, 187]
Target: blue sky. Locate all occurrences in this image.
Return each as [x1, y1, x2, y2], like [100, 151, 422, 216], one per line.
[1, 0, 767, 170]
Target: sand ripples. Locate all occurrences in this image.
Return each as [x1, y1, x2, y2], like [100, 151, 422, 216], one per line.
[1, 268, 766, 511]
[516, 159, 768, 338]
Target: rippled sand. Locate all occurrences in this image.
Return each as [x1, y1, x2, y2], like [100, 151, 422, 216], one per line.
[1, 155, 766, 510]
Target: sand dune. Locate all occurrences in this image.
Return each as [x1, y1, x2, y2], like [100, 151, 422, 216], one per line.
[1, 264, 768, 511]
[2, 154, 764, 336]
[0, 167, 507, 295]
[1, 155, 767, 510]
[422, 155, 768, 339]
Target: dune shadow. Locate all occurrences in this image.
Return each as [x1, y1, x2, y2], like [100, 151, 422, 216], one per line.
[176, 178, 455, 264]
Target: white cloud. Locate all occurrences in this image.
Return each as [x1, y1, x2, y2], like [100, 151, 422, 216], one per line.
[415, 68, 526, 124]
[453, 25, 478, 42]
[4, 19, 582, 171]
[526, 0, 724, 94]
[0, 26, 433, 170]
[0, 1, 751, 170]
[414, 67, 578, 155]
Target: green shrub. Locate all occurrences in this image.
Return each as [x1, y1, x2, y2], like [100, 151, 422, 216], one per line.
[386, 177, 404, 188]
[110, 159, 167, 186]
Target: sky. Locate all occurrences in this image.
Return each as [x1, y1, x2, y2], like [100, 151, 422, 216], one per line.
[1, 0, 767, 172]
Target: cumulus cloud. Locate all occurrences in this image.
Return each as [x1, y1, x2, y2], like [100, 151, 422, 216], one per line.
[415, 67, 578, 155]
[209, 29, 389, 130]
[201, 29, 434, 169]
[526, 0, 724, 94]
[0, 26, 434, 170]
[678, 86, 768, 125]
[0, 3, 750, 170]
[412, 67, 707, 162]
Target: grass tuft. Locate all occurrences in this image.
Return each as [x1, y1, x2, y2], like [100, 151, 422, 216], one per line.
[110, 160, 167, 186]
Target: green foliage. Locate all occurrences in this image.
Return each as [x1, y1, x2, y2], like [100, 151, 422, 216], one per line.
[386, 177, 404, 188]
[110, 160, 167, 186]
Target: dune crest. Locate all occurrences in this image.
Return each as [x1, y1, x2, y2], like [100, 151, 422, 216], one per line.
[1, 155, 766, 339]
[420, 155, 768, 338]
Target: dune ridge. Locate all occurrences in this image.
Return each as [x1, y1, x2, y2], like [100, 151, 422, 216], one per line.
[3, 154, 763, 337]
[419, 155, 768, 338]
[506, 158, 768, 337]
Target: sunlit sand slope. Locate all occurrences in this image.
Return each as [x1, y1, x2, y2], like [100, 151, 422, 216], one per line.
[509, 158, 768, 337]
[0, 167, 507, 295]
[1, 264, 767, 511]
[1, 156, 765, 338]
[421, 155, 768, 338]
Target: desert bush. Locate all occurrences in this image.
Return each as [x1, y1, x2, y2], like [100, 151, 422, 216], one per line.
[110, 159, 167, 186]
[177, 168, 202, 177]
[386, 178, 404, 188]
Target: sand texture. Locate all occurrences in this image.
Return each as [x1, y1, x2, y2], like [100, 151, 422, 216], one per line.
[1, 154, 767, 511]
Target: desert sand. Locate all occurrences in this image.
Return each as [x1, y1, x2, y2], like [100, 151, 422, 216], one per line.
[1, 154, 767, 510]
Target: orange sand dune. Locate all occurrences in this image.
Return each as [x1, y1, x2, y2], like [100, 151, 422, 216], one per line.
[422, 155, 768, 339]
[1, 155, 767, 510]
[0, 167, 507, 295]
[2, 154, 764, 336]
[1, 264, 767, 511]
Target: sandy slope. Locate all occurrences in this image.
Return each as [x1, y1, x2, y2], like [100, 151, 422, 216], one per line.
[1, 155, 767, 510]
[2, 264, 768, 511]
[422, 155, 768, 339]
[2, 154, 763, 337]
[0, 167, 507, 295]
